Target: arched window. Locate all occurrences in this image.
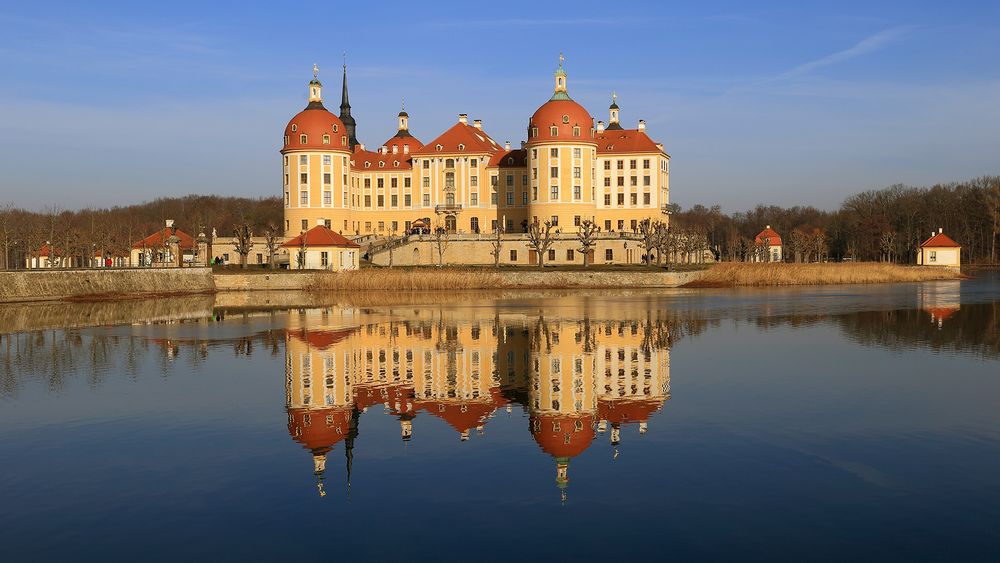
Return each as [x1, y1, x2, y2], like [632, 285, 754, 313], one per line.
[445, 171, 455, 188]
[573, 126, 581, 137]
[299, 134, 307, 144]
[436, 144, 443, 151]
[446, 192, 455, 206]
[445, 158, 455, 168]
[550, 126, 558, 136]
[393, 160, 399, 166]
[322, 134, 330, 144]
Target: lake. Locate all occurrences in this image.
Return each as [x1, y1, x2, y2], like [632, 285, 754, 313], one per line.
[1, 274, 999, 561]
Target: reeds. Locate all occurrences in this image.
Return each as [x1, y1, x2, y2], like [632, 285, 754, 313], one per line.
[686, 262, 962, 287]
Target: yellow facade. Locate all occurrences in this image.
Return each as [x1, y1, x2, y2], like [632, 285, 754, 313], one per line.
[281, 60, 671, 250]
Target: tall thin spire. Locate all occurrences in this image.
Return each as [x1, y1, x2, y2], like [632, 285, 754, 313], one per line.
[339, 54, 359, 148]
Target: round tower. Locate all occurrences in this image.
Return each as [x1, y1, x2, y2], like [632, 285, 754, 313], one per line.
[525, 54, 598, 232]
[281, 65, 354, 237]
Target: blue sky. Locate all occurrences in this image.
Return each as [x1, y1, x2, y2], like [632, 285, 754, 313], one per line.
[1, 0, 998, 211]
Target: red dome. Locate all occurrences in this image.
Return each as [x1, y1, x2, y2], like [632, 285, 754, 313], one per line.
[282, 107, 350, 152]
[530, 413, 596, 458]
[527, 99, 594, 144]
[287, 406, 353, 454]
[418, 399, 497, 433]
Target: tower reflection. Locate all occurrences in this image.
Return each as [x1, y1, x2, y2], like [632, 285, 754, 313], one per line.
[283, 302, 673, 500]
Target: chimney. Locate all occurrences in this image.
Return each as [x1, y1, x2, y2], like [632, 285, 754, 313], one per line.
[458, 113, 468, 124]
[381, 145, 388, 154]
[939, 227, 943, 234]
[473, 119, 482, 130]
[638, 119, 646, 132]
[165, 219, 174, 228]
[520, 141, 526, 148]
[766, 225, 771, 229]
[504, 141, 511, 150]
[358, 143, 365, 151]
[403, 144, 409, 154]
[597, 120, 605, 133]
[656, 143, 664, 151]
[316, 219, 325, 227]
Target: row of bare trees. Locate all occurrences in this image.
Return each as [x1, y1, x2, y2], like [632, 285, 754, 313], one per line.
[0, 196, 282, 269]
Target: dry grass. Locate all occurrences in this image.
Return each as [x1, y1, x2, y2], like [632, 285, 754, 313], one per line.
[686, 262, 963, 287]
[308, 269, 509, 291]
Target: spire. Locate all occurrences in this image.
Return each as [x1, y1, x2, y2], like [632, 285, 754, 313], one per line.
[339, 54, 359, 149]
[606, 91, 623, 130]
[395, 98, 411, 138]
[344, 406, 360, 500]
[550, 52, 571, 101]
[306, 64, 324, 110]
[556, 457, 570, 504]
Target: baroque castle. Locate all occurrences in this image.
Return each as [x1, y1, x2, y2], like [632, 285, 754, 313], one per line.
[281, 57, 671, 242]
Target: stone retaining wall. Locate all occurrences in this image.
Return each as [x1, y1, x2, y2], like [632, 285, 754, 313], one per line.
[0, 268, 214, 303]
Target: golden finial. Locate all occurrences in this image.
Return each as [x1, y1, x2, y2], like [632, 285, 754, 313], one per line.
[313, 63, 319, 80]
[612, 91, 617, 103]
[559, 52, 565, 68]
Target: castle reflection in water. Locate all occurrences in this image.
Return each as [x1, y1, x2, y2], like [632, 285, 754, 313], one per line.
[283, 302, 673, 500]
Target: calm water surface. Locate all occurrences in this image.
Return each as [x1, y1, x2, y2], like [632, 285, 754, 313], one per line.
[1, 275, 999, 561]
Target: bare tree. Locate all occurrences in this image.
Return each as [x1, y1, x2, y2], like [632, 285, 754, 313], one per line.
[232, 223, 254, 268]
[811, 229, 828, 263]
[879, 230, 897, 262]
[296, 231, 308, 269]
[433, 224, 450, 267]
[387, 226, 398, 268]
[489, 223, 505, 268]
[526, 220, 555, 268]
[576, 219, 600, 267]
[0, 202, 14, 270]
[638, 219, 660, 266]
[263, 224, 282, 269]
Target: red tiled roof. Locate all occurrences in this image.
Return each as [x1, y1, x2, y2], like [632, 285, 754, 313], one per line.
[597, 398, 665, 424]
[530, 413, 596, 458]
[920, 232, 960, 248]
[351, 146, 413, 171]
[487, 149, 527, 168]
[595, 129, 663, 154]
[287, 406, 353, 454]
[755, 227, 782, 247]
[381, 132, 424, 155]
[132, 228, 195, 250]
[282, 107, 351, 153]
[281, 225, 360, 248]
[412, 122, 503, 155]
[417, 399, 497, 433]
[527, 98, 595, 144]
[925, 306, 959, 323]
[34, 244, 52, 257]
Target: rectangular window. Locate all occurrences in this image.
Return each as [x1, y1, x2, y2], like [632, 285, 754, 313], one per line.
[604, 160, 611, 170]
[364, 195, 372, 207]
[550, 186, 559, 200]
[522, 192, 529, 205]
[630, 176, 638, 186]
[573, 148, 581, 158]
[510, 249, 517, 261]
[284, 173, 289, 185]
[506, 192, 514, 205]
[404, 194, 411, 206]
[391, 221, 398, 232]
[471, 193, 479, 206]
[643, 175, 651, 186]
[377, 195, 384, 207]
[532, 186, 538, 201]
[302, 219, 309, 231]
[506, 174, 514, 186]
[550, 166, 559, 178]
[643, 159, 650, 169]
[605, 249, 614, 261]
[631, 219, 638, 231]
[490, 192, 497, 205]
[604, 220, 612, 230]
[423, 194, 431, 206]
[551, 215, 559, 226]
[532, 149, 538, 159]
[364, 178, 371, 188]
[323, 191, 332, 205]
[522, 174, 528, 185]
[643, 193, 651, 205]
[377, 178, 384, 189]
[617, 177, 625, 187]
[617, 160, 624, 170]
[548, 249, 556, 261]
[422, 177, 430, 188]
[630, 193, 637, 206]
[617, 194, 625, 205]
[378, 221, 385, 231]
[404, 177, 411, 188]
[300, 173, 308, 184]
[284, 191, 289, 205]
[300, 191, 308, 205]
[630, 159, 637, 169]
[423, 160, 430, 169]
[604, 177, 611, 187]
[390, 194, 398, 207]
[573, 166, 581, 179]
[299, 155, 308, 165]
[323, 173, 331, 184]
[617, 220, 625, 230]
[532, 168, 538, 180]
[567, 249, 575, 260]
[550, 148, 558, 157]
[604, 194, 612, 206]
[573, 186, 581, 200]
[391, 177, 398, 188]
[470, 175, 478, 186]
[323, 155, 332, 165]
[573, 216, 581, 226]
[321, 252, 329, 266]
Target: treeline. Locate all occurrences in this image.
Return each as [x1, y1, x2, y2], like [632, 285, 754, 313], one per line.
[0, 195, 282, 268]
[671, 176, 1000, 263]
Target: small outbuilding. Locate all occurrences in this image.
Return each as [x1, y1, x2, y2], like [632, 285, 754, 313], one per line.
[917, 228, 961, 268]
[753, 225, 783, 262]
[131, 221, 195, 267]
[282, 224, 360, 270]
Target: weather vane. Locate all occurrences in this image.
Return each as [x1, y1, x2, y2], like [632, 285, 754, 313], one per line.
[559, 52, 565, 67]
[313, 63, 319, 79]
[612, 91, 617, 103]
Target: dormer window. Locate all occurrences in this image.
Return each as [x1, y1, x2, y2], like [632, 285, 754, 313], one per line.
[550, 126, 558, 136]
[364, 162, 371, 168]
[393, 160, 399, 166]
[436, 144, 443, 151]
[342, 136, 347, 146]
[573, 126, 581, 137]
[562, 115, 570, 123]
[507, 157, 514, 165]
[531, 127, 538, 138]
[332, 124, 339, 132]
[299, 134, 307, 144]
[322, 134, 330, 144]
[283, 135, 289, 146]
[457, 143, 465, 151]
[379, 161, 385, 168]
[291, 124, 298, 132]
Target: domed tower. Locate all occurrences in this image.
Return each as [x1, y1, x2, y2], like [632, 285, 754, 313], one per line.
[525, 54, 598, 232]
[606, 92, 623, 130]
[281, 65, 354, 237]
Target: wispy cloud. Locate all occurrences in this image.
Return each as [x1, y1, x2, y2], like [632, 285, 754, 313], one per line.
[423, 17, 643, 28]
[779, 26, 914, 79]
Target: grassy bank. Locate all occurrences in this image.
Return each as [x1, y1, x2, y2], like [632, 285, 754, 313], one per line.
[685, 262, 963, 287]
